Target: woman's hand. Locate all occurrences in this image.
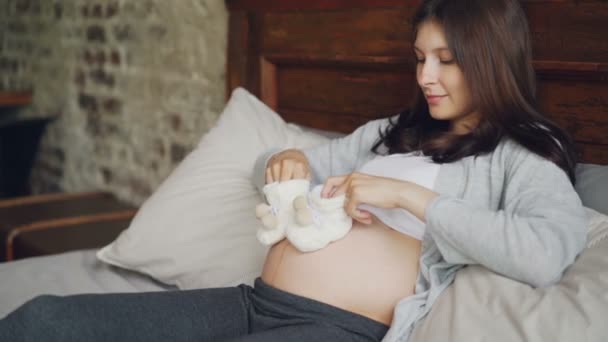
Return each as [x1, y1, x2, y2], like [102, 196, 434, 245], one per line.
[321, 172, 439, 224]
[265, 149, 311, 184]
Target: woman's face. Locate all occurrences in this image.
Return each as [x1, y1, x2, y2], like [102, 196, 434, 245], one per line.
[414, 20, 480, 134]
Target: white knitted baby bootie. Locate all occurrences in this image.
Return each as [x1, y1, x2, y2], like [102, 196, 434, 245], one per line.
[287, 184, 353, 252]
[255, 179, 310, 246]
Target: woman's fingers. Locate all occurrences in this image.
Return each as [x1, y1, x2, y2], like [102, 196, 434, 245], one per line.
[292, 163, 308, 180]
[265, 167, 273, 184]
[271, 162, 282, 182]
[279, 160, 296, 182]
[344, 191, 361, 219]
[265, 149, 311, 184]
[344, 193, 373, 224]
[331, 182, 349, 198]
[354, 210, 373, 225]
[267, 161, 310, 184]
[322, 172, 374, 224]
[321, 175, 348, 198]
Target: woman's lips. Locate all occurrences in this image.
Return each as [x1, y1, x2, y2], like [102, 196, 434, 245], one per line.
[426, 95, 446, 105]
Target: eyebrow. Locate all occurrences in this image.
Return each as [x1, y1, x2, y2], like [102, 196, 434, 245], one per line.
[413, 46, 451, 53]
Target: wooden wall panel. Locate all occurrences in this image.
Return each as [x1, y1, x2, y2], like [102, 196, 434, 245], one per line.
[276, 66, 415, 118]
[226, 11, 250, 97]
[227, 0, 419, 11]
[262, 10, 414, 57]
[280, 108, 372, 134]
[524, 2, 608, 63]
[538, 80, 608, 145]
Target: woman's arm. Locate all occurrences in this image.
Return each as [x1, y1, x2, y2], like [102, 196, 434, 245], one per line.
[321, 144, 587, 288]
[321, 173, 439, 225]
[301, 117, 391, 187]
[425, 155, 588, 288]
[251, 117, 392, 193]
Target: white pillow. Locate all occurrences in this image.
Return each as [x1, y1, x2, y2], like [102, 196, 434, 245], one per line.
[97, 88, 330, 289]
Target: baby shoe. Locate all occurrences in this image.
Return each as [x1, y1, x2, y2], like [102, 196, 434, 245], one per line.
[255, 179, 310, 246]
[287, 184, 353, 252]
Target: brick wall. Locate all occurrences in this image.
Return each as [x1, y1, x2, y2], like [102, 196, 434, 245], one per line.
[0, 0, 228, 204]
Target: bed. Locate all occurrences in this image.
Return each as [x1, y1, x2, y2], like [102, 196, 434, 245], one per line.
[1, 0, 608, 341]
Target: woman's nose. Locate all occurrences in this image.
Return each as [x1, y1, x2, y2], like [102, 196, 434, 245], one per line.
[418, 61, 438, 85]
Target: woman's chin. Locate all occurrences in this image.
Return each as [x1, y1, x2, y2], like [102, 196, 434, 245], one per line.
[428, 110, 450, 121]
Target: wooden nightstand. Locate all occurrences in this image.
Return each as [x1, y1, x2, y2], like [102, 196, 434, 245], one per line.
[0, 192, 137, 262]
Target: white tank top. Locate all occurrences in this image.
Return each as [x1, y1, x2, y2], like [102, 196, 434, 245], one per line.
[357, 152, 440, 240]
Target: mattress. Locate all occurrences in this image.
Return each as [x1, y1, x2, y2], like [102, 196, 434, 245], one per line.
[0, 249, 175, 317]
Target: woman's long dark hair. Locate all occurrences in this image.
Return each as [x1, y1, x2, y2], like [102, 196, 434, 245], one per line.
[372, 0, 578, 183]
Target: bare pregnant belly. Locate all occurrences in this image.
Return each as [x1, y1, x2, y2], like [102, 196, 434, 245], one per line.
[260, 217, 422, 325]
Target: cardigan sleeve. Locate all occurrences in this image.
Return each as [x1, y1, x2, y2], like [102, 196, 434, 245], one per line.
[425, 152, 588, 288]
[251, 117, 391, 194]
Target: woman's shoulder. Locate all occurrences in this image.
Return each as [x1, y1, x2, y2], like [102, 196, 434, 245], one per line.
[493, 137, 571, 187]
[494, 137, 553, 165]
[360, 114, 396, 132]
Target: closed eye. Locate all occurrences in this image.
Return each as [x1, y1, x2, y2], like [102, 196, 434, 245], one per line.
[416, 59, 454, 65]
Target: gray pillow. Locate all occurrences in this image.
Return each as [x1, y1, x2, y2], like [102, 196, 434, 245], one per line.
[576, 163, 608, 215]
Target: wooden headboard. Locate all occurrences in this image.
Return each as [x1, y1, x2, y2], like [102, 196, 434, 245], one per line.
[225, 0, 608, 165]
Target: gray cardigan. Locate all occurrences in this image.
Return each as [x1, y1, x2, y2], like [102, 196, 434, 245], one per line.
[252, 117, 588, 342]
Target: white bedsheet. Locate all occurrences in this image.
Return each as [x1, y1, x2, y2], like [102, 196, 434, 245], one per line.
[0, 249, 174, 317]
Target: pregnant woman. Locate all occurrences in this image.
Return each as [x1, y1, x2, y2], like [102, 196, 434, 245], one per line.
[0, 0, 587, 341]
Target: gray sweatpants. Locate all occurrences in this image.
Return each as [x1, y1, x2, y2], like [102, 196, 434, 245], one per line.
[0, 277, 388, 341]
